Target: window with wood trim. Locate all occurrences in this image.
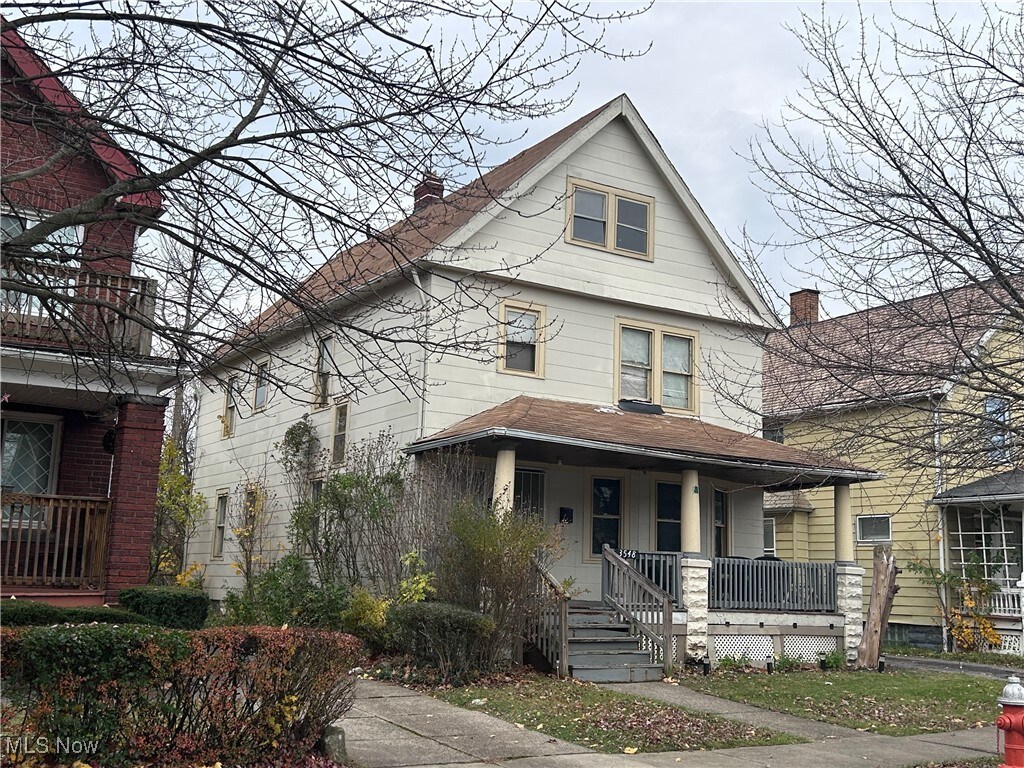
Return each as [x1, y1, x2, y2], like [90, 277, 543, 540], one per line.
[567, 179, 653, 258]
[254, 362, 270, 410]
[591, 477, 623, 556]
[315, 337, 332, 407]
[222, 377, 238, 437]
[212, 493, 228, 559]
[299, 479, 323, 557]
[616, 320, 697, 411]
[499, 301, 545, 376]
[713, 489, 728, 557]
[332, 403, 348, 464]
[655, 481, 682, 552]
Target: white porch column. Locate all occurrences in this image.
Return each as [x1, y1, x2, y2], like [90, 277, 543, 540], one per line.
[492, 446, 516, 518]
[680, 556, 712, 660]
[837, 563, 865, 657]
[681, 468, 701, 555]
[834, 482, 854, 564]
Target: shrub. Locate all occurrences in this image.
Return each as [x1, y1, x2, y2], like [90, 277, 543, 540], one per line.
[119, 585, 210, 629]
[224, 553, 349, 629]
[389, 601, 494, 683]
[435, 505, 564, 669]
[1, 624, 362, 766]
[0, 599, 154, 627]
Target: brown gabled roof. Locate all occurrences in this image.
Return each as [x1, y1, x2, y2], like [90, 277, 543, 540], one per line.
[764, 278, 1022, 418]
[240, 98, 617, 343]
[408, 396, 878, 486]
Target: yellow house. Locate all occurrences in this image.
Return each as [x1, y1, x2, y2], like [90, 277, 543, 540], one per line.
[763, 283, 1022, 652]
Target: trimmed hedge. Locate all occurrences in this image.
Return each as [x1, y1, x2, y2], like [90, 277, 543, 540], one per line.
[1, 624, 363, 766]
[119, 585, 210, 629]
[0, 599, 154, 627]
[389, 601, 494, 682]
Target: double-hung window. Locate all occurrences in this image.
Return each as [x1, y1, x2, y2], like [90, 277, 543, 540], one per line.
[315, 337, 333, 407]
[568, 179, 653, 259]
[985, 396, 1012, 462]
[222, 377, 238, 438]
[253, 362, 269, 410]
[499, 301, 545, 376]
[763, 517, 777, 557]
[332, 403, 348, 464]
[616, 320, 697, 411]
[211, 493, 228, 558]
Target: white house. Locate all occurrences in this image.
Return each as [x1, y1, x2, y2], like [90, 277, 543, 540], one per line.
[189, 95, 879, 676]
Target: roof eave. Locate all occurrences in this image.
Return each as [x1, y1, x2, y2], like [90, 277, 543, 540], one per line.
[404, 426, 881, 484]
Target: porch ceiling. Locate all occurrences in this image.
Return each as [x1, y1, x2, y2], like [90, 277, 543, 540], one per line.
[407, 396, 881, 491]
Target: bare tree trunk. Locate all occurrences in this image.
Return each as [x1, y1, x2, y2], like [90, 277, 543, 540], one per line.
[857, 545, 900, 669]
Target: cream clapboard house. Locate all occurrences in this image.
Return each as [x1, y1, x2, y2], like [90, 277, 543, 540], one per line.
[764, 285, 1023, 652]
[189, 95, 879, 677]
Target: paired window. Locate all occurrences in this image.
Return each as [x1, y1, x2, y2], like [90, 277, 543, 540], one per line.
[499, 301, 545, 377]
[315, 337, 333, 407]
[713, 489, 729, 557]
[590, 477, 623, 556]
[856, 515, 892, 543]
[212, 493, 228, 559]
[985, 396, 1012, 462]
[253, 362, 270, 410]
[222, 377, 238, 438]
[568, 179, 653, 259]
[513, 468, 546, 518]
[616, 320, 696, 411]
[332, 403, 348, 464]
[763, 517, 777, 557]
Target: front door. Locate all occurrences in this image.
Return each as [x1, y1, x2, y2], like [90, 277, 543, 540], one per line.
[591, 477, 623, 556]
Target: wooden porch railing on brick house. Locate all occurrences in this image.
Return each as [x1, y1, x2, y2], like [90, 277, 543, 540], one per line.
[1, 261, 156, 355]
[1, 492, 110, 588]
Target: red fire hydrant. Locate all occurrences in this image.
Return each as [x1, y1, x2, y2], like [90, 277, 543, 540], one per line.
[996, 675, 1024, 768]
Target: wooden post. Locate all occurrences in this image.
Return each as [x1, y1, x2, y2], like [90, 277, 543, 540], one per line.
[856, 545, 901, 669]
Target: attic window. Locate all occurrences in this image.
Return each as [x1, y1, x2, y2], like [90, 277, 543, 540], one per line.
[568, 179, 653, 259]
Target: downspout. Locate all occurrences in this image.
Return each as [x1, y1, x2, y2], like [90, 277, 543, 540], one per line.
[933, 397, 948, 651]
[411, 270, 429, 440]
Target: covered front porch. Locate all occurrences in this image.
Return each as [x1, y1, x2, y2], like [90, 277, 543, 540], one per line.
[407, 396, 880, 673]
[933, 469, 1024, 654]
[1, 347, 173, 603]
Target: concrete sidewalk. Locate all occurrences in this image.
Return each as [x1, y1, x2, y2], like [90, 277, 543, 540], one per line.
[340, 678, 1000, 768]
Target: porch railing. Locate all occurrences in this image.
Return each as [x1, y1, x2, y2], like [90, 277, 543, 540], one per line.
[526, 558, 569, 676]
[1, 261, 157, 355]
[601, 546, 678, 675]
[620, 550, 681, 605]
[1, 492, 110, 588]
[957, 588, 1023, 619]
[710, 557, 837, 613]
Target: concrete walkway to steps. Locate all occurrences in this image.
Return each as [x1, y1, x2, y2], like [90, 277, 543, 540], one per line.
[341, 678, 1000, 768]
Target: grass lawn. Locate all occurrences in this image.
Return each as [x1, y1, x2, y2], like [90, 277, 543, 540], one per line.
[680, 668, 999, 736]
[436, 673, 804, 754]
[889, 644, 1024, 670]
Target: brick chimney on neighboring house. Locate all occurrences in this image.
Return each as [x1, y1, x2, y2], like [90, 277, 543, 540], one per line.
[789, 288, 820, 325]
[413, 172, 444, 212]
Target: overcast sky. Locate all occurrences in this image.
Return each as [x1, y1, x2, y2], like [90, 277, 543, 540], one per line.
[479, 1, 987, 312]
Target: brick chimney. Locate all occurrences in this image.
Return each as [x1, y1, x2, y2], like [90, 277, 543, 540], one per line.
[789, 289, 820, 325]
[413, 172, 444, 212]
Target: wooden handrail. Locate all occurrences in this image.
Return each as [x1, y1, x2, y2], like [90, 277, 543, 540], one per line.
[601, 546, 678, 676]
[1, 492, 110, 588]
[526, 557, 569, 677]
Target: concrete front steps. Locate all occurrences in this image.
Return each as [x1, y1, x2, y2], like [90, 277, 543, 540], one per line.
[566, 604, 664, 683]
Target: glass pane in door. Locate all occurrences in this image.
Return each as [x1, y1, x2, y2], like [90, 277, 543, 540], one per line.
[592, 478, 622, 555]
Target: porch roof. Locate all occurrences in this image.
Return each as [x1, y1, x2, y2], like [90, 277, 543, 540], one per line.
[406, 396, 881, 490]
[931, 469, 1024, 505]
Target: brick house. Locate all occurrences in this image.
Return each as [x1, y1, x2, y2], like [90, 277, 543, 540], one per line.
[1, 25, 175, 604]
